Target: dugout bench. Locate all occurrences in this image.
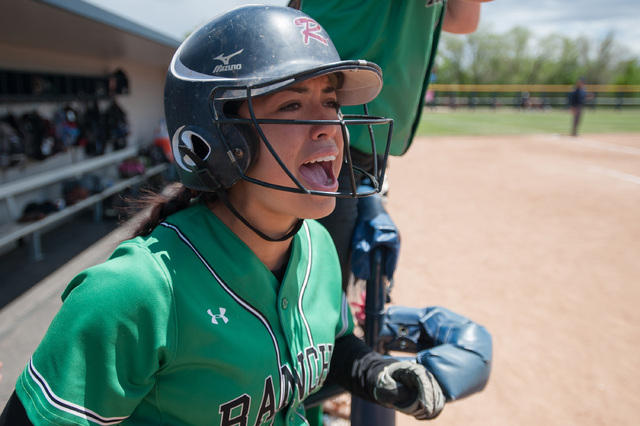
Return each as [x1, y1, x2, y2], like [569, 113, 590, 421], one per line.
[0, 147, 169, 261]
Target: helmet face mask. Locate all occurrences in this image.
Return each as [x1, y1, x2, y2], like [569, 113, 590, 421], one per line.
[212, 81, 392, 198]
[165, 5, 392, 197]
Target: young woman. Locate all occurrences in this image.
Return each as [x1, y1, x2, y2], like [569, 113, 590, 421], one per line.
[1, 6, 444, 425]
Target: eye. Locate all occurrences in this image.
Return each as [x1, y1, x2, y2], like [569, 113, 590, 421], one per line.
[326, 100, 341, 111]
[279, 101, 301, 112]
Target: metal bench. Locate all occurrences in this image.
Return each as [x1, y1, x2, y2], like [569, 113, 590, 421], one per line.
[0, 148, 168, 261]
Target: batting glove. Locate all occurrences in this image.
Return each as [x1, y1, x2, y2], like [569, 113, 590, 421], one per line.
[373, 360, 445, 420]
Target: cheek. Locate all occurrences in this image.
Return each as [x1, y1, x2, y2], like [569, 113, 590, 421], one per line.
[251, 126, 298, 177]
[261, 124, 305, 158]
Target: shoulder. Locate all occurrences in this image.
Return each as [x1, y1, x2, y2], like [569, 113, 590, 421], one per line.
[46, 238, 179, 365]
[62, 237, 175, 315]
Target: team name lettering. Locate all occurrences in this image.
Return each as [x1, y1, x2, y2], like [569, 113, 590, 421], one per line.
[280, 343, 333, 404]
[318, 344, 331, 387]
[218, 343, 334, 425]
[219, 394, 251, 426]
[254, 376, 276, 425]
[305, 346, 320, 393]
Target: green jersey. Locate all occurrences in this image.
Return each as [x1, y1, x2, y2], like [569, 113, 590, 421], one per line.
[301, 0, 446, 156]
[16, 202, 353, 425]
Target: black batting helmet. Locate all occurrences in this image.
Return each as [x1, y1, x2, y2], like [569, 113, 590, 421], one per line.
[164, 4, 392, 196]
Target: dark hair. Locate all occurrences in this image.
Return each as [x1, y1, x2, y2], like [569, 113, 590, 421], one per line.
[128, 183, 216, 238]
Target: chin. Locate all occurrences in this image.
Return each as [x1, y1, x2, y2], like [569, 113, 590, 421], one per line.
[299, 196, 336, 220]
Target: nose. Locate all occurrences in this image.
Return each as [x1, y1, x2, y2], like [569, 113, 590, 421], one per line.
[309, 107, 340, 142]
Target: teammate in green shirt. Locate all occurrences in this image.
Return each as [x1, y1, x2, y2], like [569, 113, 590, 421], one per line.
[1, 6, 445, 425]
[296, 0, 494, 289]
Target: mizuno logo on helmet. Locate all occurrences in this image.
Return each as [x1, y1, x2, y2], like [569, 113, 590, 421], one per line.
[213, 49, 244, 73]
[214, 49, 244, 65]
[293, 17, 328, 46]
[213, 64, 242, 73]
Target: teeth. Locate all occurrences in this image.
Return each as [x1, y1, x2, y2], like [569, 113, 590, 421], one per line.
[305, 155, 336, 164]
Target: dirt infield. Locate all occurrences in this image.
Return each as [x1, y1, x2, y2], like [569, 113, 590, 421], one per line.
[386, 133, 640, 426]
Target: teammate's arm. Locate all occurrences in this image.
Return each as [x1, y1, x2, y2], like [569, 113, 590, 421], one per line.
[443, 0, 493, 34]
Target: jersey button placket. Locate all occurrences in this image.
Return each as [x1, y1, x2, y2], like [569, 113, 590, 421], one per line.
[281, 298, 288, 310]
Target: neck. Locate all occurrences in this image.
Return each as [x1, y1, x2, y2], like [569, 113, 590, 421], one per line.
[209, 201, 295, 272]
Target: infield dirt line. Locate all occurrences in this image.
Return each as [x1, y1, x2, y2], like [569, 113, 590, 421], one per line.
[560, 136, 640, 155]
[589, 166, 640, 184]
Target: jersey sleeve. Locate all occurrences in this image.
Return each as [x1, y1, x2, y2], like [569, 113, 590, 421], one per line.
[15, 240, 176, 425]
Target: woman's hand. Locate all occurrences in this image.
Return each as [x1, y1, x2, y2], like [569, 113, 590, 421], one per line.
[373, 360, 445, 420]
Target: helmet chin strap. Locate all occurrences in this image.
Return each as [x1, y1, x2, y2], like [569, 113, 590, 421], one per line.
[180, 140, 303, 242]
[215, 189, 304, 242]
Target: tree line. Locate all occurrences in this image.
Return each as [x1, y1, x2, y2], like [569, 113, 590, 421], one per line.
[435, 26, 640, 86]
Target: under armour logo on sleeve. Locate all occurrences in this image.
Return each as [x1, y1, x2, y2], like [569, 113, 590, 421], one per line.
[207, 308, 229, 325]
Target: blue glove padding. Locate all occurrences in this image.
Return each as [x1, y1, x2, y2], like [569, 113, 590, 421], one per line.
[416, 306, 492, 401]
[380, 306, 493, 401]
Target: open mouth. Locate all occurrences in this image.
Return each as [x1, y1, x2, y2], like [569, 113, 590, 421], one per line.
[299, 155, 337, 189]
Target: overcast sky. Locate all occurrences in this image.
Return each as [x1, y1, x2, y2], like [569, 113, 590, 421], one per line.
[84, 0, 640, 59]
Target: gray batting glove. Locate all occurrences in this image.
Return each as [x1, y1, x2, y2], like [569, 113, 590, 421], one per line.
[373, 360, 445, 420]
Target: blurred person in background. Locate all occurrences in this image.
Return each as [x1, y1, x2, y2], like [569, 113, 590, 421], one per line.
[568, 77, 587, 136]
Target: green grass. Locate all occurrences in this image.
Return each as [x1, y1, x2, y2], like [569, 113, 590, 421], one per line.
[416, 107, 640, 136]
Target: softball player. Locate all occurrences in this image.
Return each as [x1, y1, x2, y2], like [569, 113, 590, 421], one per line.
[1, 6, 444, 425]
